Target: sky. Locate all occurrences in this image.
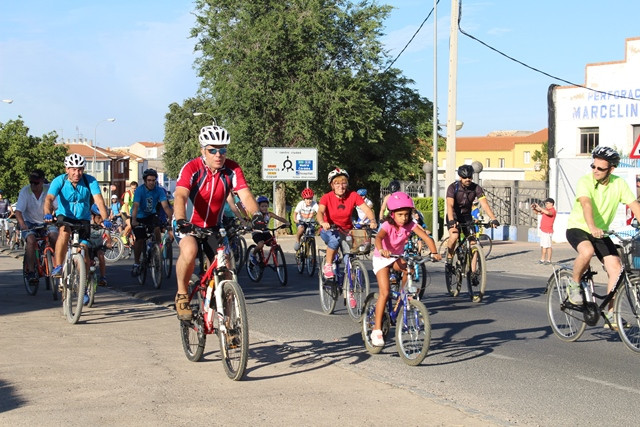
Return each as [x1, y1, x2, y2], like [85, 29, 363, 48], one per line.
[2, 1, 640, 148]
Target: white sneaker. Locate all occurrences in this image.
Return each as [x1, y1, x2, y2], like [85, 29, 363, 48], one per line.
[370, 329, 384, 347]
[566, 280, 582, 305]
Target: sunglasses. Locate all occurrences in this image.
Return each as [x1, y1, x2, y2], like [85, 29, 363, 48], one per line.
[206, 147, 227, 155]
[590, 164, 610, 172]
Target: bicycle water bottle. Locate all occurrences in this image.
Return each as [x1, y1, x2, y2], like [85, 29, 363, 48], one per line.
[216, 246, 226, 269]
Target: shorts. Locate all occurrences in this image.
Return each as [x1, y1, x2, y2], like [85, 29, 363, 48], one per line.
[566, 228, 618, 261]
[21, 221, 58, 241]
[133, 215, 159, 240]
[539, 231, 553, 248]
[252, 231, 273, 245]
[56, 215, 91, 242]
[319, 229, 351, 253]
[0, 217, 10, 231]
[372, 255, 396, 275]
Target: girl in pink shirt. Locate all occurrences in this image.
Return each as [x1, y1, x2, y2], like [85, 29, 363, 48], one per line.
[370, 192, 440, 347]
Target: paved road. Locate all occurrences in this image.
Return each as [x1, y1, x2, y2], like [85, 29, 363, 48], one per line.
[1, 237, 639, 425]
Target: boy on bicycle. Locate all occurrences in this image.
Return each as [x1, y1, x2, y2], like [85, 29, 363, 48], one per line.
[249, 196, 289, 263]
[293, 188, 318, 251]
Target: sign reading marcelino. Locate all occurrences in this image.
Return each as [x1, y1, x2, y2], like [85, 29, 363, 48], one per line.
[261, 148, 318, 181]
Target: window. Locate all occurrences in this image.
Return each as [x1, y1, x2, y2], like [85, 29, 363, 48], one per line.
[95, 161, 102, 173]
[580, 127, 599, 154]
[485, 158, 490, 167]
[499, 158, 505, 168]
[524, 151, 530, 164]
[119, 162, 125, 173]
[86, 161, 93, 173]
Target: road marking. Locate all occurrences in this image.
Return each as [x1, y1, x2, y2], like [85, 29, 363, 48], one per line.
[304, 309, 328, 316]
[576, 375, 640, 395]
[487, 352, 517, 361]
[249, 297, 280, 304]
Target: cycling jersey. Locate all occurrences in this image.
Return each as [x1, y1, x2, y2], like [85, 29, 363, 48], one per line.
[319, 190, 364, 230]
[446, 181, 485, 220]
[48, 173, 101, 221]
[176, 157, 249, 228]
[133, 184, 167, 219]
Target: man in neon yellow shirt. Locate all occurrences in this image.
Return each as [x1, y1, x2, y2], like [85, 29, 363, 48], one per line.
[566, 146, 640, 327]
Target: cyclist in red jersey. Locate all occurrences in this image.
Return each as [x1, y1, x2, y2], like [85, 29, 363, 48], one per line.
[173, 125, 263, 321]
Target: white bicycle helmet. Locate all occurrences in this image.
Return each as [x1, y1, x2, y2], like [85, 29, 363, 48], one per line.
[199, 125, 230, 147]
[327, 167, 349, 184]
[65, 153, 86, 168]
[592, 145, 620, 167]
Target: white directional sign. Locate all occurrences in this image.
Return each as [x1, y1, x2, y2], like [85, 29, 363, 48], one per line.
[261, 148, 318, 181]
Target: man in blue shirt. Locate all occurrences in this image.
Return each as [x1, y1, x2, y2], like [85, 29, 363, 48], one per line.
[130, 169, 173, 276]
[44, 153, 112, 276]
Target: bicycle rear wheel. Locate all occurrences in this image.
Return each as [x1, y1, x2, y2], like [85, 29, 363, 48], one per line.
[181, 275, 206, 362]
[87, 267, 97, 308]
[64, 253, 86, 324]
[346, 259, 369, 322]
[546, 270, 586, 342]
[23, 257, 39, 296]
[46, 251, 59, 301]
[295, 241, 305, 274]
[274, 246, 288, 286]
[396, 298, 431, 366]
[615, 277, 640, 353]
[162, 239, 173, 278]
[150, 245, 163, 289]
[245, 245, 264, 282]
[318, 253, 338, 314]
[217, 280, 249, 381]
[477, 233, 493, 258]
[361, 293, 390, 354]
[305, 239, 317, 277]
[104, 236, 124, 263]
[467, 246, 487, 302]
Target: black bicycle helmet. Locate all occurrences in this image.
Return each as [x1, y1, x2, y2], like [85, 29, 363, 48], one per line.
[591, 145, 620, 167]
[457, 164, 474, 178]
[388, 180, 400, 193]
[142, 168, 158, 180]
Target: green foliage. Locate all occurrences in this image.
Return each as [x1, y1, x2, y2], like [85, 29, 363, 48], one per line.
[415, 197, 445, 239]
[0, 118, 67, 200]
[179, 0, 438, 208]
[532, 140, 549, 181]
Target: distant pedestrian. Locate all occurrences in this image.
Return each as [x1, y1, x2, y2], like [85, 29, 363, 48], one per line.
[532, 198, 556, 264]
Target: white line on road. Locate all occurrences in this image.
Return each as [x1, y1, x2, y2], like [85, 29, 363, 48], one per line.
[304, 309, 329, 316]
[487, 352, 517, 361]
[576, 375, 640, 395]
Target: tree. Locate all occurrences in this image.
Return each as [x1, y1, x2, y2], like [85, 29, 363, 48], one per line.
[532, 140, 549, 181]
[0, 118, 67, 200]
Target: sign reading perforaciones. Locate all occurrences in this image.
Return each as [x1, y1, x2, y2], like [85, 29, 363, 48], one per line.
[261, 148, 318, 181]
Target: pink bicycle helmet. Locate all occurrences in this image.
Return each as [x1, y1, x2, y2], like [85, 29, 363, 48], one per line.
[386, 191, 414, 211]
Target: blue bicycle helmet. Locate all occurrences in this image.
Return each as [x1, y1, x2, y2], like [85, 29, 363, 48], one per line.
[357, 188, 367, 197]
[256, 196, 269, 204]
[90, 204, 100, 216]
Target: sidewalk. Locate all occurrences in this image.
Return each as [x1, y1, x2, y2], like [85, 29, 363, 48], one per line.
[0, 250, 500, 426]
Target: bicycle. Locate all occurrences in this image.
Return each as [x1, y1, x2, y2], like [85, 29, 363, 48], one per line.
[133, 224, 163, 289]
[22, 225, 55, 297]
[57, 221, 88, 324]
[546, 229, 640, 353]
[160, 227, 174, 278]
[362, 252, 432, 366]
[318, 225, 371, 322]
[103, 225, 125, 263]
[224, 218, 248, 273]
[246, 224, 289, 286]
[444, 221, 491, 302]
[438, 223, 492, 259]
[405, 233, 431, 299]
[295, 219, 317, 276]
[85, 224, 111, 308]
[180, 225, 249, 380]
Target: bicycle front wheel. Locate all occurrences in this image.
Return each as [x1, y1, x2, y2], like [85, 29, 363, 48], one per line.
[295, 241, 305, 274]
[477, 234, 493, 258]
[245, 245, 264, 282]
[162, 239, 173, 278]
[181, 275, 206, 362]
[318, 254, 337, 314]
[150, 245, 163, 289]
[217, 280, 249, 381]
[546, 270, 586, 342]
[467, 246, 487, 302]
[615, 277, 640, 353]
[396, 298, 431, 366]
[346, 259, 370, 322]
[438, 238, 449, 259]
[305, 238, 317, 277]
[45, 251, 59, 301]
[23, 256, 39, 296]
[104, 236, 124, 263]
[137, 251, 147, 286]
[361, 293, 390, 354]
[274, 246, 288, 286]
[445, 254, 461, 297]
[64, 253, 87, 324]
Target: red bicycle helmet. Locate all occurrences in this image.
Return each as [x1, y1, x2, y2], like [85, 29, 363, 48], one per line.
[301, 188, 314, 199]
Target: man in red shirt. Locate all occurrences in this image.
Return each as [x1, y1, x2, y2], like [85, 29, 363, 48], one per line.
[173, 125, 262, 321]
[316, 168, 376, 279]
[532, 197, 556, 264]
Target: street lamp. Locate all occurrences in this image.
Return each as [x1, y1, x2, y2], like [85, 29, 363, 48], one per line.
[193, 112, 217, 125]
[93, 118, 116, 179]
[2, 99, 13, 104]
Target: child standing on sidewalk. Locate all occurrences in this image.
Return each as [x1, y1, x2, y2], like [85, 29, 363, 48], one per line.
[532, 198, 556, 264]
[370, 192, 440, 347]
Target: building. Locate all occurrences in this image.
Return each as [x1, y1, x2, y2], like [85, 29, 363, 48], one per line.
[112, 141, 167, 188]
[549, 36, 640, 241]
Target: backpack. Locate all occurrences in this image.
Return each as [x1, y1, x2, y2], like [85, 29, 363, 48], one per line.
[121, 189, 133, 208]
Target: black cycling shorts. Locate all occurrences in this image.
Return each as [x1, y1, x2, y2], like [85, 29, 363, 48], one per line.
[133, 215, 159, 240]
[566, 228, 618, 261]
